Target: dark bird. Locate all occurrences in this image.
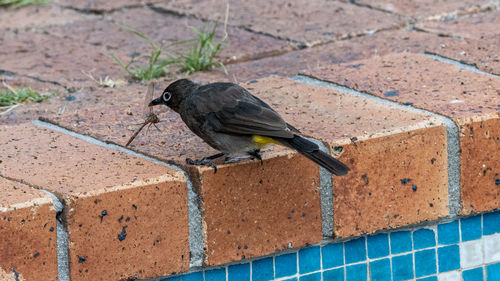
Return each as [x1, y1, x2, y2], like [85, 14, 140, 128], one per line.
[149, 79, 349, 175]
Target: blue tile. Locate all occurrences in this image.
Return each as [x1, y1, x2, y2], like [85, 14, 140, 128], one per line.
[252, 257, 273, 281]
[417, 277, 437, 281]
[228, 263, 250, 281]
[413, 228, 436, 250]
[415, 249, 436, 277]
[300, 272, 321, 281]
[181, 272, 203, 281]
[463, 267, 484, 281]
[367, 233, 389, 259]
[205, 268, 226, 281]
[299, 246, 321, 274]
[438, 220, 459, 245]
[390, 231, 412, 254]
[461, 215, 482, 241]
[322, 243, 343, 269]
[345, 237, 366, 264]
[275, 253, 297, 278]
[486, 262, 500, 281]
[283, 278, 298, 281]
[346, 263, 367, 281]
[483, 211, 500, 235]
[369, 258, 391, 281]
[324, 267, 344, 281]
[438, 245, 460, 272]
[392, 254, 413, 281]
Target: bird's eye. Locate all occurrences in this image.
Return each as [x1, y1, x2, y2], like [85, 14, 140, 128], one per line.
[162, 91, 171, 102]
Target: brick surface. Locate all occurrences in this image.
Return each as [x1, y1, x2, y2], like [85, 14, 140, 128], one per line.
[154, 0, 403, 46]
[306, 53, 500, 215]
[0, 3, 96, 32]
[0, 178, 57, 281]
[0, 7, 292, 90]
[347, 0, 493, 18]
[417, 11, 500, 39]
[426, 35, 500, 75]
[190, 29, 458, 83]
[43, 7, 294, 65]
[0, 31, 126, 90]
[45, 77, 449, 241]
[190, 150, 323, 265]
[0, 124, 189, 280]
[56, 0, 155, 11]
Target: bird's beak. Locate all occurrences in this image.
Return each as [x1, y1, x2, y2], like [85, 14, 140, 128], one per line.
[148, 97, 162, 107]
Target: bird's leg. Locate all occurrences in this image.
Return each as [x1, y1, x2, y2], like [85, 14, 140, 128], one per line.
[247, 149, 263, 164]
[224, 149, 263, 165]
[186, 153, 225, 174]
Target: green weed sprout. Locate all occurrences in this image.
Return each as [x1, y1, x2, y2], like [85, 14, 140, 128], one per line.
[0, 0, 51, 7]
[110, 24, 173, 82]
[0, 84, 51, 107]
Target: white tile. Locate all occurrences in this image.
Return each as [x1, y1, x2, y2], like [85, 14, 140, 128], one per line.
[460, 239, 483, 268]
[438, 270, 461, 281]
[484, 233, 500, 263]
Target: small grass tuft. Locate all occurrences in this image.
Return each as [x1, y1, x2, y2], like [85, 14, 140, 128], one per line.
[171, 22, 226, 75]
[0, 84, 51, 107]
[110, 24, 172, 82]
[110, 21, 226, 81]
[0, 0, 51, 7]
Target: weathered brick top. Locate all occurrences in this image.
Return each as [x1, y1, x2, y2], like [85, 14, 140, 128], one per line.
[0, 0, 499, 280]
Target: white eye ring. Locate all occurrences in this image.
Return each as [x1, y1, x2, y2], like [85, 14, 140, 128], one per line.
[162, 91, 171, 102]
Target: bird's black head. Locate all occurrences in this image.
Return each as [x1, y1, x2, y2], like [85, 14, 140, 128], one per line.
[149, 79, 197, 112]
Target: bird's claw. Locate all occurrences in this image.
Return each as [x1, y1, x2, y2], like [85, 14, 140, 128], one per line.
[186, 157, 218, 174]
[248, 149, 263, 165]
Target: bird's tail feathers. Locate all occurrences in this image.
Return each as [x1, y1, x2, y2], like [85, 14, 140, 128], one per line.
[278, 135, 350, 176]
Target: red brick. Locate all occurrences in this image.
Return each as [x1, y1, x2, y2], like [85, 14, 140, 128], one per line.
[43, 7, 293, 66]
[426, 35, 500, 75]
[347, 0, 493, 18]
[0, 178, 57, 281]
[154, 0, 403, 46]
[306, 53, 500, 215]
[190, 150, 323, 265]
[45, 77, 449, 241]
[417, 11, 500, 39]
[56, 0, 155, 12]
[0, 31, 126, 89]
[0, 124, 189, 280]
[190, 29, 459, 83]
[0, 3, 95, 32]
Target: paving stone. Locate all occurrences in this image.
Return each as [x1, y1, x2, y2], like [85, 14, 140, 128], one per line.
[347, 0, 493, 18]
[417, 11, 500, 39]
[426, 35, 500, 75]
[0, 124, 189, 280]
[190, 29, 458, 83]
[56, 0, 156, 12]
[45, 77, 448, 241]
[0, 30, 126, 90]
[0, 178, 57, 281]
[306, 53, 500, 215]
[43, 7, 294, 66]
[0, 3, 96, 32]
[154, 0, 403, 46]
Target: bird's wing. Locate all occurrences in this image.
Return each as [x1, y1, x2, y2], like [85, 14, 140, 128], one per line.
[190, 83, 294, 139]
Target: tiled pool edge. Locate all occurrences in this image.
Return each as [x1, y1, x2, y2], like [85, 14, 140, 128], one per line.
[147, 210, 500, 281]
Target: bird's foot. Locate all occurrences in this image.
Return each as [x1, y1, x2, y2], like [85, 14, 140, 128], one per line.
[186, 157, 218, 173]
[248, 149, 263, 165]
